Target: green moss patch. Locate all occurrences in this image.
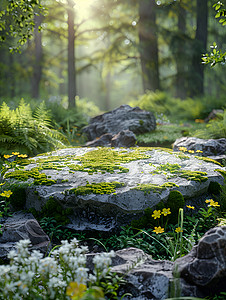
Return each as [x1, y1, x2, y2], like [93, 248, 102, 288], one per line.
[133, 182, 179, 195]
[215, 169, 226, 180]
[195, 156, 223, 167]
[69, 181, 125, 196]
[32, 148, 153, 175]
[150, 162, 208, 183]
[179, 170, 208, 182]
[4, 168, 57, 186]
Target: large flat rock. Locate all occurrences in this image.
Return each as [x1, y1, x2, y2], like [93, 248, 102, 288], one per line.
[3, 147, 225, 231]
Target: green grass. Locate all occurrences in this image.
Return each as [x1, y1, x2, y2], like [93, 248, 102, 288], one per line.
[136, 123, 206, 147]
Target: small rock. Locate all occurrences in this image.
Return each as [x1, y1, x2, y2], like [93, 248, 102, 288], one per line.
[111, 130, 137, 148]
[0, 211, 50, 262]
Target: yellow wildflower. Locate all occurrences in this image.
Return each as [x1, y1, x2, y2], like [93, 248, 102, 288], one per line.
[186, 205, 195, 210]
[152, 210, 161, 219]
[208, 201, 220, 207]
[162, 208, 171, 216]
[178, 147, 187, 152]
[0, 190, 13, 198]
[66, 282, 87, 299]
[3, 154, 13, 159]
[18, 154, 28, 158]
[153, 226, 164, 234]
[175, 227, 183, 233]
[0, 182, 5, 186]
[205, 199, 212, 203]
[188, 150, 194, 153]
[12, 152, 19, 155]
[196, 150, 203, 153]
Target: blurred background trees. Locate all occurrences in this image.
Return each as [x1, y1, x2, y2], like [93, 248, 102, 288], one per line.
[0, 0, 225, 154]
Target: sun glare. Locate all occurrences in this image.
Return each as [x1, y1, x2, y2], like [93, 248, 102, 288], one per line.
[75, 0, 95, 18]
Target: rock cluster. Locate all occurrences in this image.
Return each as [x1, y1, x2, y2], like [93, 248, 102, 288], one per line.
[83, 105, 156, 144]
[87, 226, 226, 299]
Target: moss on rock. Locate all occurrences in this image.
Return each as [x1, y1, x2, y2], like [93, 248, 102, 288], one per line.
[69, 181, 125, 196]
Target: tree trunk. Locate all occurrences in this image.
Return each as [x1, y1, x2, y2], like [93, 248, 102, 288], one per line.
[138, 0, 160, 92]
[190, 0, 208, 97]
[175, 2, 187, 99]
[9, 54, 15, 98]
[31, 14, 43, 99]
[67, 0, 76, 109]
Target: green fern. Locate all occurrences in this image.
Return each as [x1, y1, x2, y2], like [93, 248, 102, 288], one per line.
[0, 100, 69, 156]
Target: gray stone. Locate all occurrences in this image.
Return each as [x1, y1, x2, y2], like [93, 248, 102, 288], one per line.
[83, 105, 156, 141]
[111, 130, 137, 148]
[3, 147, 226, 232]
[0, 211, 50, 261]
[86, 227, 226, 299]
[87, 247, 174, 300]
[173, 137, 226, 157]
[85, 133, 113, 147]
[174, 226, 226, 296]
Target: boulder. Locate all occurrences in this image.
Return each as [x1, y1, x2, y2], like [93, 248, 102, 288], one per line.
[3, 147, 225, 232]
[111, 130, 137, 148]
[174, 226, 226, 297]
[173, 137, 226, 157]
[83, 105, 156, 141]
[0, 211, 50, 261]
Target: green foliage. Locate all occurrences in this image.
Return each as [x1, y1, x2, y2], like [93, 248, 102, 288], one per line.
[41, 197, 72, 225]
[218, 181, 226, 213]
[165, 191, 185, 224]
[0, 0, 46, 51]
[208, 181, 222, 195]
[202, 42, 226, 67]
[194, 109, 226, 139]
[213, 2, 226, 26]
[136, 124, 193, 147]
[0, 99, 69, 156]
[7, 183, 27, 209]
[202, 2, 226, 66]
[130, 91, 226, 122]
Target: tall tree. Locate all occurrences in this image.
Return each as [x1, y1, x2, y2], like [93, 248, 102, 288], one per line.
[67, 0, 76, 108]
[175, 1, 187, 99]
[190, 0, 208, 97]
[31, 14, 43, 99]
[138, 0, 160, 92]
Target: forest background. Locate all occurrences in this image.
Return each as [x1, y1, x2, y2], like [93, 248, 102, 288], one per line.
[0, 0, 225, 148]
